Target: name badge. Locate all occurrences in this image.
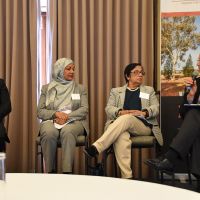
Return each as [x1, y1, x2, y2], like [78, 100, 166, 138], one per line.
[139, 92, 149, 100]
[71, 94, 80, 100]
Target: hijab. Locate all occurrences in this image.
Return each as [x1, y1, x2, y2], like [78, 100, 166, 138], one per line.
[46, 58, 75, 110]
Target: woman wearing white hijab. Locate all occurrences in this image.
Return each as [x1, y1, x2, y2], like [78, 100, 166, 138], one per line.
[37, 58, 89, 173]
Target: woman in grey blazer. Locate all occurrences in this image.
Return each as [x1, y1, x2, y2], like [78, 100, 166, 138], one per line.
[37, 58, 89, 173]
[85, 63, 162, 179]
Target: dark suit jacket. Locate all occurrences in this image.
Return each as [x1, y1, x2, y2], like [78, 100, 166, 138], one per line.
[0, 79, 11, 150]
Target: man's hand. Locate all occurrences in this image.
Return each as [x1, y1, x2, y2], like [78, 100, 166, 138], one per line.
[184, 77, 193, 86]
[187, 80, 197, 97]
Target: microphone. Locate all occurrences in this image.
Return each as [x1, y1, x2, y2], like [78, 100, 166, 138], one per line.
[185, 70, 199, 93]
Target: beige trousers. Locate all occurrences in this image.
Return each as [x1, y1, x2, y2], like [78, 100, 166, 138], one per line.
[93, 114, 151, 178]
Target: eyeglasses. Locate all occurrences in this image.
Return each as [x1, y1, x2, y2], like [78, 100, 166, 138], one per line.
[130, 70, 145, 76]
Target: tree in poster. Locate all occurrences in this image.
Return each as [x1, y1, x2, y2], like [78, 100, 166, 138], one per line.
[163, 56, 173, 79]
[161, 16, 200, 79]
[183, 54, 194, 77]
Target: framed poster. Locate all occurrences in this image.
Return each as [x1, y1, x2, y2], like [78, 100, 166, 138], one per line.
[161, 0, 200, 96]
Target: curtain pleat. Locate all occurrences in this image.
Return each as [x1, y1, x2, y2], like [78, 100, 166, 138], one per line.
[46, 0, 159, 177]
[0, 0, 159, 176]
[46, 0, 158, 177]
[0, 0, 39, 172]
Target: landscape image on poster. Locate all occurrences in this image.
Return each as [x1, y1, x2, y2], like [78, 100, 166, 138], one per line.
[161, 15, 200, 96]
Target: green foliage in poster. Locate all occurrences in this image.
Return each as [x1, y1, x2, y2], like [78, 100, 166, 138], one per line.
[163, 57, 173, 79]
[161, 16, 200, 78]
[183, 54, 194, 77]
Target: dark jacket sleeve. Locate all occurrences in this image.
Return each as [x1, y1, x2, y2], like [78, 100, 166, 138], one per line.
[0, 79, 12, 122]
[0, 79, 11, 145]
[179, 92, 189, 119]
[179, 79, 200, 118]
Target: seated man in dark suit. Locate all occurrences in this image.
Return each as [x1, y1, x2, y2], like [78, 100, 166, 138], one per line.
[0, 79, 12, 152]
[145, 75, 200, 182]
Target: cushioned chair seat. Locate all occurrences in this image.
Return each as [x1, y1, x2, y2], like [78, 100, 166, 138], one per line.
[131, 136, 156, 147]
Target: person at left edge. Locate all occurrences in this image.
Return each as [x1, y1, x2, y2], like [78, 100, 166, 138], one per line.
[0, 79, 12, 152]
[37, 58, 89, 173]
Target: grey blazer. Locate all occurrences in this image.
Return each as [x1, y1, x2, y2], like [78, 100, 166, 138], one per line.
[37, 83, 89, 135]
[105, 84, 163, 146]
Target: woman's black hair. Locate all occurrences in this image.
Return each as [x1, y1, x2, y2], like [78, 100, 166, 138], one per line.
[124, 63, 142, 83]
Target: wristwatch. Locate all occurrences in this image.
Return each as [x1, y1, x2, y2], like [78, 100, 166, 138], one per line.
[142, 109, 149, 118]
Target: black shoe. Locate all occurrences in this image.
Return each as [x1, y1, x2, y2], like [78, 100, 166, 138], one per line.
[145, 158, 174, 171]
[144, 158, 162, 166]
[84, 145, 99, 158]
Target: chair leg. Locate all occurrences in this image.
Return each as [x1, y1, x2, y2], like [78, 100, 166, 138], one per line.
[171, 172, 175, 185]
[35, 142, 38, 173]
[55, 148, 58, 172]
[84, 149, 88, 175]
[186, 154, 192, 184]
[160, 170, 175, 185]
[103, 151, 108, 176]
[103, 147, 118, 177]
[41, 147, 44, 173]
[152, 142, 157, 180]
[84, 140, 89, 175]
[131, 148, 133, 174]
[113, 152, 118, 177]
[138, 148, 142, 180]
[197, 179, 200, 192]
[35, 141, 44, 173]
[160, 171, 164, 184]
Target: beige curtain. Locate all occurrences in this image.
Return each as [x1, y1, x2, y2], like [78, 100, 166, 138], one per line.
[47, 0, 159, 177]
[0, 0, 39, 172]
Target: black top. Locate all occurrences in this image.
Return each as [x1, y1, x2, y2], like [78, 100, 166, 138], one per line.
[123, 88, 141, 110]
[123, 87, 151, 128]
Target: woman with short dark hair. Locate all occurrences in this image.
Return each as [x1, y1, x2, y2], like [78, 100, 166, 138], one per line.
[84, 63, 162, 179]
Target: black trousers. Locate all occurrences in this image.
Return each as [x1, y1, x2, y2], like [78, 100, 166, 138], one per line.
[171, 109, 200, 176]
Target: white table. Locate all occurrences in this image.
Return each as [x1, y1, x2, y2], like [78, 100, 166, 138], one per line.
[0, 173, 200, 200]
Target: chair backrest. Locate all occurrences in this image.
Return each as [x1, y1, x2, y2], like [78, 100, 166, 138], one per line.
[155, 91, 160, 125]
